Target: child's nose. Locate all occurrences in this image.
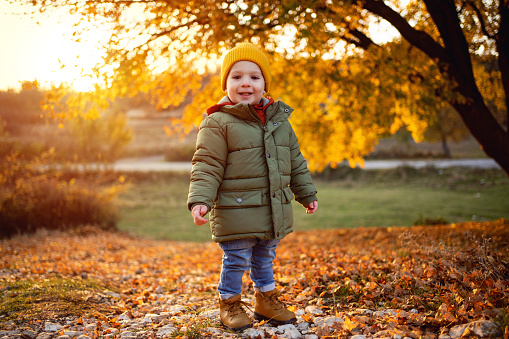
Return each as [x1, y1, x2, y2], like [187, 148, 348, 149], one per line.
[241, 77, 251, 86]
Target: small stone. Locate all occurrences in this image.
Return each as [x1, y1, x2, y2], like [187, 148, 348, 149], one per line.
[373, 309, 398, 318]
[303, 335, 319, 339]
[85, 324, 96, 331]
[199, 309, 220, 319]
[36, 334, 53, 339]
[450, 320, 502, 339]
[244, 328, 265, 339]
[295, 309, 305, 316]
[103, 291, 121, 298]
[168, 305, 187, 314]
[4, 321, 16, 330]
[276, 324, 297, 333]
[351, 335, 367, 339]
[143, 314, 163, 323]
[64, 331, 86, 338]
[305, 305, 324, 315]
[120, 331, 137, 338]
[263, 327, 278, 336]
[315, 316, 344, 328]
[77, 335, 92, 339]
[438, 334, 452, 339]
[118, 312, 131, 321]
[22, 330, 38, 339]
[374, 330, 399, 338]
[282, 326, 301, 338]
[55, 336, 71, 339]
[297, 321, 310, 331]
[355, 309, 374, 315]
[45, 322, 63, 332]
[155, 286, 165, 294]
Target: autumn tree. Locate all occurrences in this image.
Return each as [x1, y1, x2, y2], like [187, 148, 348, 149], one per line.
[24, 0, 509, 174]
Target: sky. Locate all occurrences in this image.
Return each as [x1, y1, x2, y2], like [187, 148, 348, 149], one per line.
[0, 2, 109, 92]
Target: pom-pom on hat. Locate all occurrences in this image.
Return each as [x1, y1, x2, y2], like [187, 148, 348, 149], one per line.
[221, 42, 271, 93]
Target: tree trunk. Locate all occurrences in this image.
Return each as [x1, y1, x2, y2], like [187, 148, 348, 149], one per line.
[362, 0, 509, 174]
[422, 0, 509, 175]
[449, 99, 509, 172]
[441, 135, 451, 158]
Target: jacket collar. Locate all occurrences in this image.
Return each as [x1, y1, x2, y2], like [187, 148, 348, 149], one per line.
[214, 96, 293, 123]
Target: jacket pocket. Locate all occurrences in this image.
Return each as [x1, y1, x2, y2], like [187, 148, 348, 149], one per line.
[283, 186, 293, 204]
[216, 190, 263, 208]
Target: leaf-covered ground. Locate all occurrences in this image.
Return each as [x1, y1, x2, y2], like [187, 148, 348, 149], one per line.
[1, 220, 508, 338]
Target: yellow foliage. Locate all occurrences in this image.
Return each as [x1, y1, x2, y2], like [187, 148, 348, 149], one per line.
[29, 0, 507, 172]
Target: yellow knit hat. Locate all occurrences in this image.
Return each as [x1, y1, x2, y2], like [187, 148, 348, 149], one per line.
[221, 42, 271, 93]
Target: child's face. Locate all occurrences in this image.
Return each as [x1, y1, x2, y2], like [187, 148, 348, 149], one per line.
[225, 61, 265, 105]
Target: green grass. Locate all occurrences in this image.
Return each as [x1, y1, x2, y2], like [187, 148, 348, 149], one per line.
[292, 183, 509, 231]
[0, 277, 114, 325]
[117, 172, 211, 242]
[116, 167, 509, 242]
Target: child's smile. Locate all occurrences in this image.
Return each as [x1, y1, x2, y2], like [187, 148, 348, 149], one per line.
[226, 61, 265, 106]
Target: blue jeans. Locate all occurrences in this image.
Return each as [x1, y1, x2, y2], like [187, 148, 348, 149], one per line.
[218, 238, 280, 300]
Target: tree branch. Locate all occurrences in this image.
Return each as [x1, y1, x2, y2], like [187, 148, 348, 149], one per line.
[355, 0, 448, 63]
[423, 0, 480, 93]
[496, 0, 509, 132]
[314, 4, 377, 50]
[349, 28, 377, 49]
[466, 0, 496, 39]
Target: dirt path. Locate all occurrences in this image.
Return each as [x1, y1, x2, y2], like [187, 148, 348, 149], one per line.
[113, 156, 500, 172]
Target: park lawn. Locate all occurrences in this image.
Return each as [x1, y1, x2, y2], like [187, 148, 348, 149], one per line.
[293, 183, 509, 231]
[116, 168, 509, 242]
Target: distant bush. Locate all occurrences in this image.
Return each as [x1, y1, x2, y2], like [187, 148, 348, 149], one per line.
[164, 144, 195, 162]
[414, 215, 450, 226]
[0, 151, 124, 238]
[0, 83, 45, 133]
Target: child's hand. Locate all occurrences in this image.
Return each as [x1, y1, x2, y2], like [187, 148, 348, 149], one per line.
[306, 200, 318, 214]
[192, 204, 209, 225]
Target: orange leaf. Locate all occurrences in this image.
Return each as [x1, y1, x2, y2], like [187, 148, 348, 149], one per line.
[302, 313, 313, 322]
[343, 317, 358, 332]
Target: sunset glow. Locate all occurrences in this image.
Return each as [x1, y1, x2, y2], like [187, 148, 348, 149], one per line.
[0, 3, 111, 92]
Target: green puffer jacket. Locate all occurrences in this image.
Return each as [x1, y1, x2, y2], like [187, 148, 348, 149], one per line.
[187, 97, 317, 243]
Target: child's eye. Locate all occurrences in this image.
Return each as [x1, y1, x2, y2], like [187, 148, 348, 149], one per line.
[251, 76, 260, 80]
[232, 75, 241, 80]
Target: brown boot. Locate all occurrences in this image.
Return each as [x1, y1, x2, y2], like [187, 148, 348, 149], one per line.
[219, 295, 252, 331]
[254, 289, 297, 325]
